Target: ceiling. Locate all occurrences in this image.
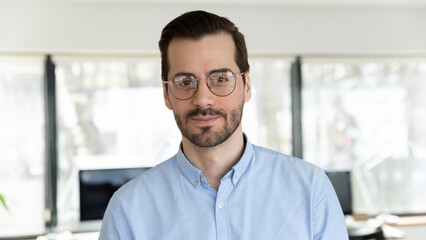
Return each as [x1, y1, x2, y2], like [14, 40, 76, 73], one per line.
[67, 0, 426, 8]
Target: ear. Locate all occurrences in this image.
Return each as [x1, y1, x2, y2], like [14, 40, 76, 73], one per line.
[163, 82, 173, 110]
[243, 72, 252, 103]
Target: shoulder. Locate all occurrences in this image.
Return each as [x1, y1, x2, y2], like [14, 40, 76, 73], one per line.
[99, 157, 180, 239]
[251, 144, 324, 176]
[247, 144, 331, 195]
[111, 157, 178, 204]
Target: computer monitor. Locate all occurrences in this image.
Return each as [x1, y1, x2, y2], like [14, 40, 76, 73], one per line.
[79, 167, 150, 221]
[326, 171, 353, 215]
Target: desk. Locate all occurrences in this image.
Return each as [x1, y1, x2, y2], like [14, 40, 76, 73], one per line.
[36, 232, 99, 240]
[390, 215, 426, 227]
[348, 215, 426, 240]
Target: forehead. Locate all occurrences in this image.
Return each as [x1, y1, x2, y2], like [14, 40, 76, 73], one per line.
[167, 32, 237, 76]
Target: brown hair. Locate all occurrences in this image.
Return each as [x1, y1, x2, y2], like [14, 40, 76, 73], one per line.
[159, 10, 249, 83]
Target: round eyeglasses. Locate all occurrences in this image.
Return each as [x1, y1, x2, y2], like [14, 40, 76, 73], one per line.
[164, 69, 244, 100]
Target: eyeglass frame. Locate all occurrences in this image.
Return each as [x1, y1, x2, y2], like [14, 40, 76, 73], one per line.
[163, 68, 245, 100]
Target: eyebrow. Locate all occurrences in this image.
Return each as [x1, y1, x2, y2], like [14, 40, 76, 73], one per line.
[171, 72, 195, 78]
[171, 68, 232, 79]
[207, 68, 232, 76]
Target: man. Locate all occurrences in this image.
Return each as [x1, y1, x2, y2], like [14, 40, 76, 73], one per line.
[99, 10, 348, 239]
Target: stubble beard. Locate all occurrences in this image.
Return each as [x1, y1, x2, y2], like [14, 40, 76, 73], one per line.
[174, 103, 244, 148]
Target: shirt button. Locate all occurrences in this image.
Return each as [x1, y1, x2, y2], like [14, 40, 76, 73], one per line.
[201, 177, 206, 182]
[218, 202, 224, 209]
[194, 181, 199, 187]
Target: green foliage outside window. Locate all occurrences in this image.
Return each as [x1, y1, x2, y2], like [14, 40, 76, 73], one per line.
[0, 194, 8, 212]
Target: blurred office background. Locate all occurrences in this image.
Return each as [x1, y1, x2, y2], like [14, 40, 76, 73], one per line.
[1, 0, 426, 239]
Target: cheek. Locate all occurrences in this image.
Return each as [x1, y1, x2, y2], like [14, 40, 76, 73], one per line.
[232, 89, 247, 105]
[168, 101, 188, 116]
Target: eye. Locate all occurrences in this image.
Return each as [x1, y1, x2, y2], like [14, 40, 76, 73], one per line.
[215, 76, 228, 83]
[174, 76, 196, 88]
[210, 72, 231, 86]
[179, 80, 192, 86]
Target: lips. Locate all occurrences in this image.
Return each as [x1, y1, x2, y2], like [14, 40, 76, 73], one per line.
[185, 108, 226, 127]
[190, 115, 221, 126]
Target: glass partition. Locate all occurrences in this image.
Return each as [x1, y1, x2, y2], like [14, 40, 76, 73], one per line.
[246, 57, 292, 155]
[0, 56, 45, 237]
[302, 58, 426, 215]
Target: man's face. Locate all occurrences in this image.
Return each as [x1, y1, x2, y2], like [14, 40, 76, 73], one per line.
[163, 32, 251, 148]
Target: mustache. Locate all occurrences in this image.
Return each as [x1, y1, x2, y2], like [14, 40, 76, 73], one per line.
[186, 108, 227, 120]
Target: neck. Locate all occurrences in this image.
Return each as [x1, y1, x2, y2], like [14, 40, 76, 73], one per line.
[182, 126, 245, 190]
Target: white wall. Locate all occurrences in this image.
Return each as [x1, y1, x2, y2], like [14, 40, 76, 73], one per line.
[1, 1, 426, 55]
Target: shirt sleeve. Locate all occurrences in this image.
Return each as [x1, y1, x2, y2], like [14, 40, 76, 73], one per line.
[98, 194, 133, 240]
[312, 170, 349, 240]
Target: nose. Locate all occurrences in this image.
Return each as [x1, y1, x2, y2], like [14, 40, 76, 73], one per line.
[192, 79, 214, 109]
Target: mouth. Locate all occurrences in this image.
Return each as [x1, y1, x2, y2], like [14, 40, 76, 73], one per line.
[190, 115, 221, 127]
[186, 108, 226, 127]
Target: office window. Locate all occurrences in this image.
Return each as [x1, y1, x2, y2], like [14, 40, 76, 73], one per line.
[54, 57, 181, 230]
[0, 56, 45, 237]
[245, 58, 292, 155]
[302, 58, 426, 215]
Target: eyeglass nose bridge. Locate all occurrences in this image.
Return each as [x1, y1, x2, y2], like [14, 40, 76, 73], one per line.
[194, 76, 214, 89]
[187, 76, 216, 100]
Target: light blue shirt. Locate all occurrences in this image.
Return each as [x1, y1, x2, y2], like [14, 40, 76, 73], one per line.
[99, 137, 348, 239]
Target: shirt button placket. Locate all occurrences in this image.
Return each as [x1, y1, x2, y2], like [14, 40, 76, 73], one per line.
[215, 179, 230, 240]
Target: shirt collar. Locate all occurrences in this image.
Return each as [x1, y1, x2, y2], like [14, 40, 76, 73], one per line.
[175, 133, 254, 189]
[176, 143, 203, 189]
[230, 134, 254, 186]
